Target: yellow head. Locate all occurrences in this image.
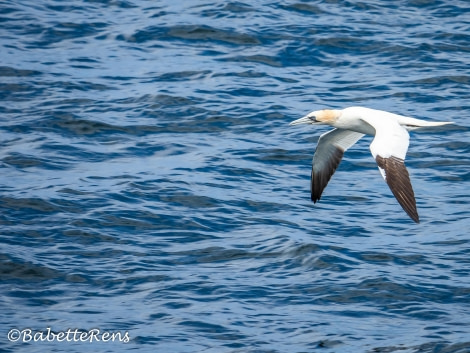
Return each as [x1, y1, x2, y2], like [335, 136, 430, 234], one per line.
[289, 109, 341, 126]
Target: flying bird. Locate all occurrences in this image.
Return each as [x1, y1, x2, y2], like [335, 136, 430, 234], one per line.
[290, 106, 452, 223]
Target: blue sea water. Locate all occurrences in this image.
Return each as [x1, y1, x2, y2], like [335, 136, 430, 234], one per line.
[1, 0, 470, 352]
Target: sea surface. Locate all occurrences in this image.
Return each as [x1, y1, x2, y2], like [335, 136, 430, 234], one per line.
[1, 1, 470, 352]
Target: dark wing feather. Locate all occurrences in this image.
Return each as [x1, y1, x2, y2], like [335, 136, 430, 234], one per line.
[311, 145, 343, 202]
[311, 129, 364, 203]
[375, 156, 419, 223]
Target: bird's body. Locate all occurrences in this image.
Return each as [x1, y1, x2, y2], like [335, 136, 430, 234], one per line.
[290, 106, 452, 223]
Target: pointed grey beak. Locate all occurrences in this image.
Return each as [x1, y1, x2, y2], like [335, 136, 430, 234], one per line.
[289, 115, 316, 126]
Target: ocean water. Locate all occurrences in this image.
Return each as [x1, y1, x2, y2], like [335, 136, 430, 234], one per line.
[1, 1, 470, 352]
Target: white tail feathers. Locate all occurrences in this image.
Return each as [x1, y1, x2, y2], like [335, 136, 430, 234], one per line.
[397, 116, 453, 130]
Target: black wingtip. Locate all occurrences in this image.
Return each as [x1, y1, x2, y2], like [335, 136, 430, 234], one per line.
[310, 184, 322, 203]
[375, 155, 420, 224]
[410, 212, 420, 224]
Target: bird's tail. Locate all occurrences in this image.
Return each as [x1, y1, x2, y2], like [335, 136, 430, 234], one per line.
[397, 116, 453, 131]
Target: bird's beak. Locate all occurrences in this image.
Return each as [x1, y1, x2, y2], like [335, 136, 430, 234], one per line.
[289, 115, 316, 126]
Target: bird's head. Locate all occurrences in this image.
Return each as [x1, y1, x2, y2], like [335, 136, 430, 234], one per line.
[289, 109, 340, 126]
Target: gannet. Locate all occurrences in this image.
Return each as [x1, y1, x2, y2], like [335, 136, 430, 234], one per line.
[290, 106, 452, 223]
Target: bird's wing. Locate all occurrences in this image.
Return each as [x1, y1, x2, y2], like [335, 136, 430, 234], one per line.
[311, 128, 364, 202]
[361, 116, 420, 223]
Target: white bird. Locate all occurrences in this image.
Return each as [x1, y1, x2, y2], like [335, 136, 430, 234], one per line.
[290, 106, 452, 223]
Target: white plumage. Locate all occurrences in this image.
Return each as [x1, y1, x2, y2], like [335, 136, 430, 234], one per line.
[290, 106, 453, 223]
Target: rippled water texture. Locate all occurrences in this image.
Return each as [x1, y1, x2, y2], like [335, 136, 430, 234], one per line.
[1, 1, 470, 352]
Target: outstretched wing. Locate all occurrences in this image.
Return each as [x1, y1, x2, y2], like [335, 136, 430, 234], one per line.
[375, 155, 419, 223]
[363, 116, 419, 223]
[311, 129, 364, 202]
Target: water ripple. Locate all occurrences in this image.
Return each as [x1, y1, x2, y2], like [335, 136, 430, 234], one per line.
[1, 0, 470, 352]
